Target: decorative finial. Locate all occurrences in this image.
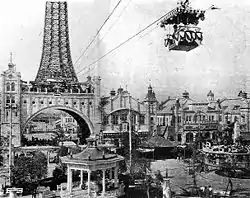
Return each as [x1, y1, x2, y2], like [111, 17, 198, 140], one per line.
[10, 52, 13, 64]
[8, 52, 15, 69]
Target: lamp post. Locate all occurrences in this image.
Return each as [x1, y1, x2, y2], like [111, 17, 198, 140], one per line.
[128, 94, 132, 172]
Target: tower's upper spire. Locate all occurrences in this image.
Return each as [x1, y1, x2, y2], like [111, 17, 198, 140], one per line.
[35, 1, 78, 83]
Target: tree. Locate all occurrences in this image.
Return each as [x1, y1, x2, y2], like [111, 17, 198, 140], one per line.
[11, 151, 47, 193]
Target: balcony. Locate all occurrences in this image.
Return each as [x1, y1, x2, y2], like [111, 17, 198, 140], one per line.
[184, 123, 218, 131]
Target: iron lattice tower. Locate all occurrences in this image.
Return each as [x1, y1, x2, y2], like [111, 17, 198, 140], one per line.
[35, 1, 78, 84]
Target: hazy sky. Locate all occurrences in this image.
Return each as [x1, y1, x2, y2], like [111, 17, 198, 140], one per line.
[1, 0, 250, 101]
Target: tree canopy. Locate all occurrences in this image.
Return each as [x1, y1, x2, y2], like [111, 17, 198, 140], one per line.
[11, 151, 47, 187]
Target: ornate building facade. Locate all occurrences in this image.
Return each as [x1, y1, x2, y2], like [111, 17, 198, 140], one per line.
[156, 90, 250, 145]
[157, 91, 222, 144]
[100, 85, 157, 146]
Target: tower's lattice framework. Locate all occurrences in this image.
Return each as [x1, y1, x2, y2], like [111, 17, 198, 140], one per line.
[36, 1, 78, 83]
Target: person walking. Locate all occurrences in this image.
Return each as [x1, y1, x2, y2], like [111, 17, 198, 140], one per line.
[208, 185, 213, 197]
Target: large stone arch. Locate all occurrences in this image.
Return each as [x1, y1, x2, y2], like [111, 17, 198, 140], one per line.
[22, 105, 94, 144]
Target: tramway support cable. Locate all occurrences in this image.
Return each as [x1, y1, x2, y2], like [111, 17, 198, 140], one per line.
[77, 9, 179, 75]
[74, 0, 123, 67]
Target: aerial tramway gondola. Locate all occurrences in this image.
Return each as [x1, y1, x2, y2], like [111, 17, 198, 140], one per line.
[160, 0, 206, 52]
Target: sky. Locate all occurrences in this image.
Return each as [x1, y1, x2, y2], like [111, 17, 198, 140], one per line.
[1, 0, 250, 102]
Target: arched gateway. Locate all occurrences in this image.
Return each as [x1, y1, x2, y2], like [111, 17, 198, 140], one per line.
[0, 1, 101, 149]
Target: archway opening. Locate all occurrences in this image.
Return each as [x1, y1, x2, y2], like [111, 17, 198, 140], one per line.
[22, 108, 91, 147]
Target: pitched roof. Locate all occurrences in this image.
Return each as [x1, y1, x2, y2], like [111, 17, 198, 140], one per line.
[140, 136, 177, 148]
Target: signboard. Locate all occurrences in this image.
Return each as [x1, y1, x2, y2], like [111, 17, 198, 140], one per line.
[6, 188, 23, 194]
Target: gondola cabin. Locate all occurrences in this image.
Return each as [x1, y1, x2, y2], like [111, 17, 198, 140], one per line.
[160, 0, 205, 52]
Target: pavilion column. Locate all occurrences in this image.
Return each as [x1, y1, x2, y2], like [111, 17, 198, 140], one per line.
[210, 132, 213, 140]
[87, 170, 91, 196]
[80, 170, 83, 188]
[67, 166, 72, 193]
[109, 168, 113, 180]
[102, 169, 106, 196]
[47, 151, 50, 168]
[114, 166, 118, 188]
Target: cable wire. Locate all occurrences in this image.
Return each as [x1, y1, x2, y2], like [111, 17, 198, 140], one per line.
[100, 0, 132, 41]
[77, 0, 132, 70]
[73, 0, 123, 67]
[77, 10, 173, 76]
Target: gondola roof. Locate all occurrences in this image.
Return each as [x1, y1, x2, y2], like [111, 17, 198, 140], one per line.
[160, 6, 205, 26]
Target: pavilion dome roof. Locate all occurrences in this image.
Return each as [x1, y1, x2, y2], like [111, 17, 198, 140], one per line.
[61, 137, 124, 166]
[72, 146, 117, 161]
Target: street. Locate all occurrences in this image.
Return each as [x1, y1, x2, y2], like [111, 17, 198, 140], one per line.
[150, 159, 250, 197]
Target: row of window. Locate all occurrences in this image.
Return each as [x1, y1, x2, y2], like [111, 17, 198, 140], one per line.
[65, 117, 74, 123]
[6, 96, 15, 104]
[5, 110, 18, 122]
[103, 114, 145, 125]
[22, 100, 91, 106]
[157, 116, 171, 126]
[6, 82, 15, 92]
[185, 115, 216, 122]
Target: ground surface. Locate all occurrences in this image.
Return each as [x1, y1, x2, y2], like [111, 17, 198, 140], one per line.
[150, 159, 250, 197]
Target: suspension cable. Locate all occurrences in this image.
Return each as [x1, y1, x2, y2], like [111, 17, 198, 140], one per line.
[73, 0, 123, 67]
[77, 10, 175, 76]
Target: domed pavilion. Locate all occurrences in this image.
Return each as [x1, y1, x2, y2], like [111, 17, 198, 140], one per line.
[61, 137, 124, 197]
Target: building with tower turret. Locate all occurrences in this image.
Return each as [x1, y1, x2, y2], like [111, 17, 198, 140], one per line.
[100, 85, 157, 147]
[157, 90, 222, 144]
[1, 58, 22, 147]
[144, 84, 158, 135]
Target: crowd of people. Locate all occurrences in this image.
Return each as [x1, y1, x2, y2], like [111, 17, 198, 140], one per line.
[21, 136, 58, 146]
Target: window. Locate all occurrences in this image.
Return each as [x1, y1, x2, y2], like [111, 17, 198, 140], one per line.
[139, 115, 145, 125]
[6, 96, 10, 104]
[242, 115, 246, 123]
[6, 111, 8, 121]
[11, 96, 15, 103]
[112, 114, 118, 125]
[103, 116, 109, 125]
[120, 113, 127, 122]
[122, 123, 128, 131]
[132, 115, 136, 125]
[194, 115, 197, 122]
[11, 82, 15, 91]
[178, 134, 182, 142]
[6, 83, 10, 91]
[163, 117, 165, 126]
[219, 115, 222, 122]
[178, 116, 181, 123]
